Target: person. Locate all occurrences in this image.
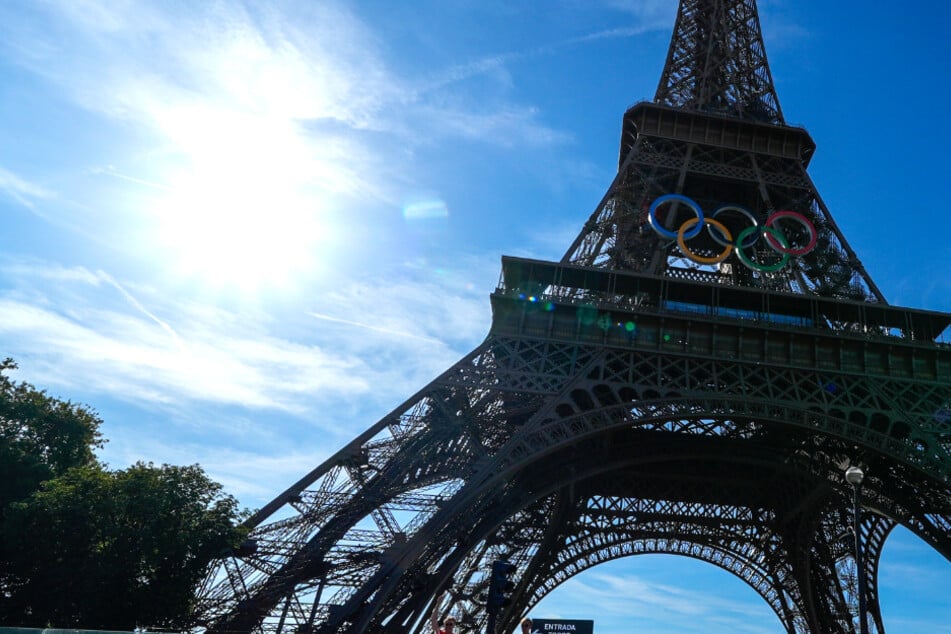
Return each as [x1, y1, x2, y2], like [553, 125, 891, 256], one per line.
[520, 617, 534, 634]
[430, 592, 457, 634]
[434, 615, 457, 634]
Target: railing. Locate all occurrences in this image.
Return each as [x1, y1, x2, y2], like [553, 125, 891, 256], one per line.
[495, 256, 951, 348]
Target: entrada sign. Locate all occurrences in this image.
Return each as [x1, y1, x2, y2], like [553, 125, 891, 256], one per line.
[528, 618, 594, 634]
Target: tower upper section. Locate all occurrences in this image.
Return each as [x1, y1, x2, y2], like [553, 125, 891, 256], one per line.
[562, 0, 888, 303]
[655, 0, 783, 124]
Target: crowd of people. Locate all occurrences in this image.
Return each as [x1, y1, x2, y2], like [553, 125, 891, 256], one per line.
[429, 593, 535, 633]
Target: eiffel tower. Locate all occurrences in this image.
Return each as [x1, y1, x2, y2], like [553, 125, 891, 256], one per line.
[195, 2, 951, 633]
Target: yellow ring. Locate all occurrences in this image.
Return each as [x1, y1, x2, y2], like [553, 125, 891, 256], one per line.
[677, 217, 733, 264]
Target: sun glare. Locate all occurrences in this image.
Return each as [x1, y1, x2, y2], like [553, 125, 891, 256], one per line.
[151, 107, 332, 291]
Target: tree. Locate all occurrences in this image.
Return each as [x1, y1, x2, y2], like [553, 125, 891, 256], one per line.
[1, 358, 106, 616]
[0, 361, 247, 629]
[0, 358, 103, 509]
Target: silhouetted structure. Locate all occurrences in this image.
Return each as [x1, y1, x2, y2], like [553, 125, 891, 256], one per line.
[195, 1, 951, 632]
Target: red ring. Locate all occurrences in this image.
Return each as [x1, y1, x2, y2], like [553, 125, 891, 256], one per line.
[764, 211, 817, 256]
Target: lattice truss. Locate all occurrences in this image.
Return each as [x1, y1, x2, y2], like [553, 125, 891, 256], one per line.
[192, 1, 951, 632]
[561, 133, 883, 302]
[195, 334, 950, 634]
[559, 1, 879, 301]
[655, 0, 783, 123]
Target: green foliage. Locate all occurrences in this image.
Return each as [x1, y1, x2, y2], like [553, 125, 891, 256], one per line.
[0, 360, 247, 629]
[0, 358, 103, 509]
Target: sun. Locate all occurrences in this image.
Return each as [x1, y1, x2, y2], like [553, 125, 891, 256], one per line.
[156, 170, 321, 291]
[149, 108, 331, 291]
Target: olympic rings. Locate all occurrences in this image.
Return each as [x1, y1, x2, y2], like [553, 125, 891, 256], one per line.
[736, 226, 790, 272]
[764, 211, 817, 255]
[710, 205, 760, 248]
[648, 194, 704, 240]
[677, 217, 733, 264]
[647, 194, 817, 272]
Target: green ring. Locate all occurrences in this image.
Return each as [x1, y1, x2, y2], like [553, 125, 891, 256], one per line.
[735, 226, 790, 272]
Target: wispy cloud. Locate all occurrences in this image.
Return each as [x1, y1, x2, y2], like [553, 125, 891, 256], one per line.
[0, 257, 490, 417]
[98, 270, 185, 350]
[0, 262, 355, 411]
[415, 19, 666, 100]
[0, 165, 53, 210]
[104, 437, 339, 506]
[0, 0, 681, 286]
[0, 295, 360, 411]
[0, 0, 664, 505]
[417, 104, 572, 149]
[881, 616, 951, 634]
[309, 311, 444, 346]
[598, 0, 679, 26]
[90, 165, 171, 191]
[541, 567, 778, 633]
[0, 1, 579, 201]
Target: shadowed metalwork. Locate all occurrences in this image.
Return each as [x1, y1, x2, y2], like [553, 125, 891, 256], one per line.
[655, 0, 783, 123]
[193, 1, 950, 632]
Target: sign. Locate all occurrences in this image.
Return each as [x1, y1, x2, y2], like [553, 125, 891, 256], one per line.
[528, 618, 594, 634]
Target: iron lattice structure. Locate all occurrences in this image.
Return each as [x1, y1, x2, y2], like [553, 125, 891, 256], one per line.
[194, 1, 951, 633]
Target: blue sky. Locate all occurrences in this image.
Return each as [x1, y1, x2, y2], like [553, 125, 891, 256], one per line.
[1, 1, 948, 632]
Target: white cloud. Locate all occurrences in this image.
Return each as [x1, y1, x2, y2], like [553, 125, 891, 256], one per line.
[317, 260, 495, 346]
[0, 0, 613, 289]
[0, 165, 53, 210]
[2, 0, 572, 188]
[417, 104, 572, 149]
[0, 257, 490, 418]
[536, 565, 778, 633]
[0, 263, 352, 410]
[0, 294, 364, 411]
[309, 311, 445, 346]
[0, 255, 497, 511]
[599, 0, 679, 26]
[104, 436, 337, 507]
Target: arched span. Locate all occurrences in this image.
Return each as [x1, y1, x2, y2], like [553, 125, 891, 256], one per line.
[197, 346, 949, 634]
[390, 396, 944, 633]
[521, 543, 802, 632]
[494, 385, 948, 490]
[478, 394, 948, 551]
[375, 419, 880, 632]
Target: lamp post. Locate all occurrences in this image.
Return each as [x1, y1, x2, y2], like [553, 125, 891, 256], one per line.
[844, 465, 869, 634]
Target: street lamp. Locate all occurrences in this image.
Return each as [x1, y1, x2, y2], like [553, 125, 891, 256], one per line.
[844, 465, 869, 634]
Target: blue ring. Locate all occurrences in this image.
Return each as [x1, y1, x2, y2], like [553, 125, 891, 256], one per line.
[648, 194, 704, 240]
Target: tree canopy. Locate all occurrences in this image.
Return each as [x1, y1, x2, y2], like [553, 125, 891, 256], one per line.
[0, 359, 246, 630]
[0, 358, 103, 510]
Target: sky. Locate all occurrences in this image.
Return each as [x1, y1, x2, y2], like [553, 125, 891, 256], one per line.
[0, 0, 949, 632]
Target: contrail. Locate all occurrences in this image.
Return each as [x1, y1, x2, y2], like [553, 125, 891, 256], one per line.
[420, 24, 655, 93]
[94, 165, 171, 191]
[98, 270, 186, 350]
[309, 311, 443, 345]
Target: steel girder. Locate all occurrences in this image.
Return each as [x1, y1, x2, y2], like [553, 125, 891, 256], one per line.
[560, 107, 885, 302]
[194, 319, 951, 633]
[655, 0, 783, 123]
